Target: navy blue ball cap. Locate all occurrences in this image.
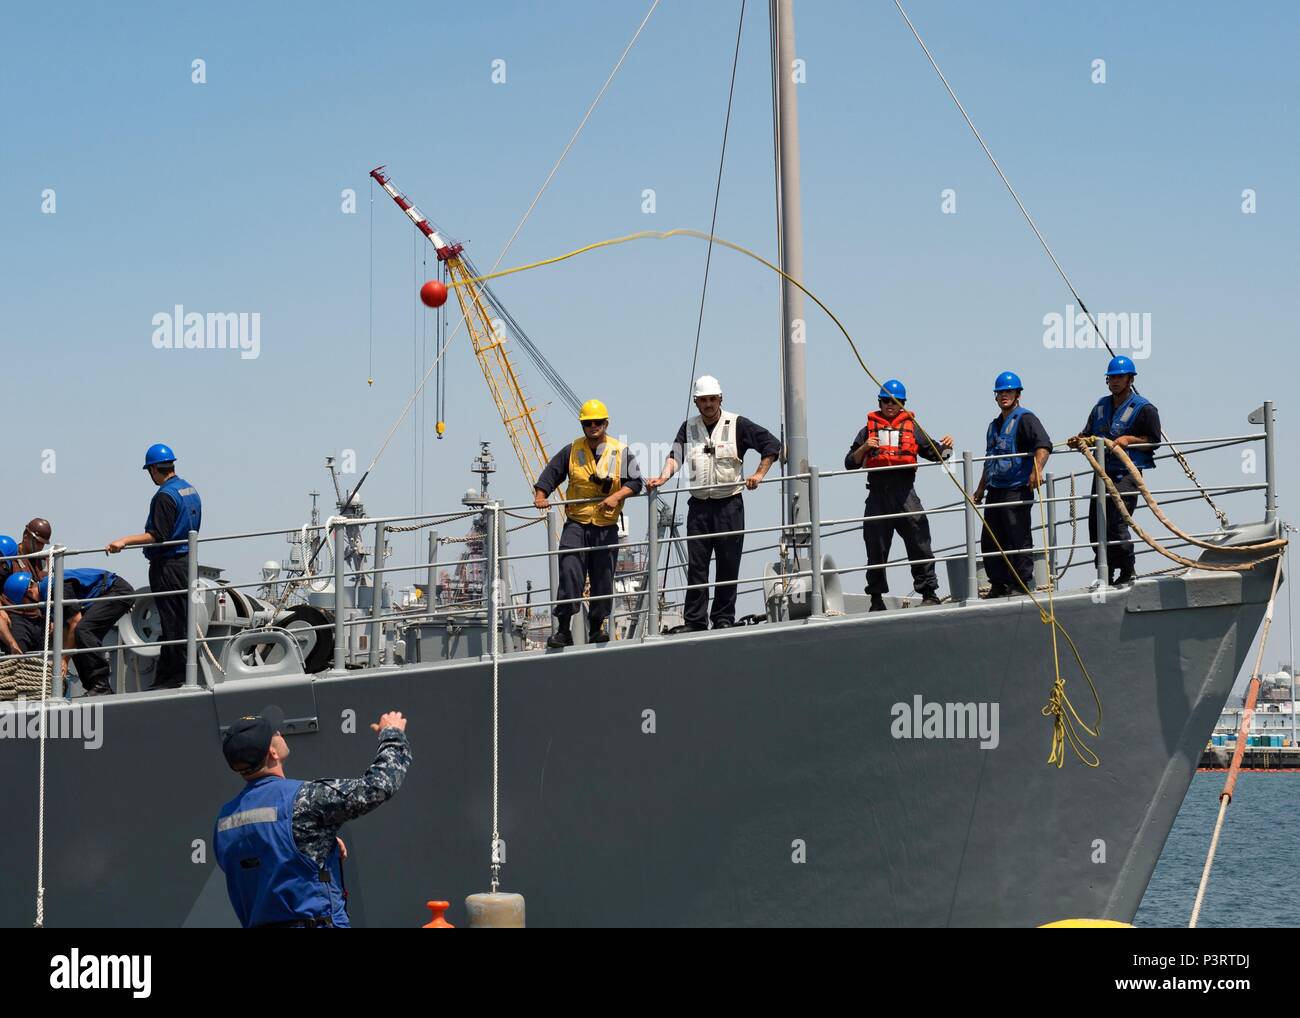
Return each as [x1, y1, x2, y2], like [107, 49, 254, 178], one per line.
[222, 705, 286, 774]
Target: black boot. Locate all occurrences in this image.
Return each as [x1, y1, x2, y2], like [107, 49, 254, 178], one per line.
[589, 621, 610, 644]
[982, 583, 1010, 599]
[869, 594, 887, 612]
[1114, 567, 1136, 587]
[920, 592, 942, 606]
[546, 622, 573, 649]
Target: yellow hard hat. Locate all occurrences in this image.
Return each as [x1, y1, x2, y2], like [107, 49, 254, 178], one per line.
[579, 399, 609, 422]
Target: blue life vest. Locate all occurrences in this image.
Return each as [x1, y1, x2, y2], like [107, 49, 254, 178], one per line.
[143, 475, 202, 561]
[214, 776, 348, 929]
[64, 568, 117, 602]
[1088, 392, 1155, 476]
[984, 406, 1034, 489]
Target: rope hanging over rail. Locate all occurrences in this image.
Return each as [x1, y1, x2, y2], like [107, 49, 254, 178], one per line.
[1067, 437, 1285, 571]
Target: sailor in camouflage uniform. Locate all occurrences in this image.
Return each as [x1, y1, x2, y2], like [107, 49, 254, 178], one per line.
[214, 705, 412, 928]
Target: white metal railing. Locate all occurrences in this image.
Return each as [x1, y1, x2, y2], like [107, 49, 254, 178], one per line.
[2, 405, 1278, 688]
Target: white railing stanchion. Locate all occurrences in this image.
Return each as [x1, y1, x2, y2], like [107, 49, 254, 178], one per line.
[1045, 471, 1057, 581]
[369, 522, 384, 667]
[184, 531, 199, 687]
[645, 496, 660, 640]
[808, 465, 824, 617]
[962, 452, 979, 602]
[1263, 399, 1276, 525]
[333, 525, 346, 672]
[1095, 436, 1109, 586]
[546, 506, 560, 641]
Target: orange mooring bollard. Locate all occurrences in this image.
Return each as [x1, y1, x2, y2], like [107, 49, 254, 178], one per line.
[423, 900, 455, 928]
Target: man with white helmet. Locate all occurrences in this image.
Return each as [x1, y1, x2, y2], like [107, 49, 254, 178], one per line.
[646, 376, 780, 632]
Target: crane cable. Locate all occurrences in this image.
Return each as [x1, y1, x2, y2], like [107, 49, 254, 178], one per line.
[890, 0, 1231, 529]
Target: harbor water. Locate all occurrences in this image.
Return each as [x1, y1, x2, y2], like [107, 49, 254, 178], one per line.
[1137, 772, 1298, 928]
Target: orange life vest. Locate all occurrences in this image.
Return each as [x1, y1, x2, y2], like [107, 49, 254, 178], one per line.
[864, 410, 918, 469]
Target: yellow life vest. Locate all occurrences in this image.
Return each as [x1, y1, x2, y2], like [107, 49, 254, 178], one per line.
[565, 436, 625, 526]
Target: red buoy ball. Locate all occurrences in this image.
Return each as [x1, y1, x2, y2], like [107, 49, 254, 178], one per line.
[420, 280, 449, 308]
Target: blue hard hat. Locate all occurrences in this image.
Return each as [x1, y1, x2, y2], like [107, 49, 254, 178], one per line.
[993, 371, 1023, 392]
[877, 378, 907, 402]
[143, 443, 176, 470]
[1105, 355, 1137, 377]
[0, 535, 16, 560]
[3, 572, 32, 605]
[37, 577, 50, 602]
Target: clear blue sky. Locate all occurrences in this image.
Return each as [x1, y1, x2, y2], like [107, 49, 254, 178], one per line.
[2, 1, 1295, 680]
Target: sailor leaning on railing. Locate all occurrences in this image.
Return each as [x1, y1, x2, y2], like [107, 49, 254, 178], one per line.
[844, 377, 952, 612]
[105, 442, 202, 690]
[1, 569, 134, 695]
[971, 371, 1054, 598]
[1076, 355, 1162, 588]
[532, 400, 643, 649]
[645, 375, 780, 634]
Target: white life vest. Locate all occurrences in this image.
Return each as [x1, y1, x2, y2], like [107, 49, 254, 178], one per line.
[685, 411, 743, 499]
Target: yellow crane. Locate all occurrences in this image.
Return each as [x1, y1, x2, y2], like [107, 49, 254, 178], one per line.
[370, 165, 580, 486]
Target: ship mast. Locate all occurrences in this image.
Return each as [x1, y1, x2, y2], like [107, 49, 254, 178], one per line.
[773, 0, 809, 538]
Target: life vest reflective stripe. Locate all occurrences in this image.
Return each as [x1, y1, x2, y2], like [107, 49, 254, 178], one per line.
[144, 475, 202, 561]
[565, 436, 625, 526]
[214, 776, 347, 929]
[984, 406, 1034, 488]
[685, 411, 743, 499]
[1088, 392, 1155, 475]
[863, 410, 919, 469]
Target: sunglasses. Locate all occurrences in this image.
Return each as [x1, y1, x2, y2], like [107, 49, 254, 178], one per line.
[582, 419, 608, 428]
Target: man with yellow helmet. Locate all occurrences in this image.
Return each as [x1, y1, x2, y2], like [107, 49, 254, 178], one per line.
[533, 399, 643, 648]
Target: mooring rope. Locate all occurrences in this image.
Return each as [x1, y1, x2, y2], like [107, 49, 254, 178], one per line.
[1189, 555, 1285, 927]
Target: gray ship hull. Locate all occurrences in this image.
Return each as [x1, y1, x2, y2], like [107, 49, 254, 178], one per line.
[0, 561, 1273, 928]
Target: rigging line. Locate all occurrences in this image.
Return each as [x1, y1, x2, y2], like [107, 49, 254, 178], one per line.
[430, 0, 662, 408]
[496, 0, 661, 273]
[666, 0, 747, 594]
[421, 245, 427, 512]
[343, 5, 659, 512]
[414, 228, 419, 531]
[891, 0, 1229, 527]
[368, 176, 375, 384]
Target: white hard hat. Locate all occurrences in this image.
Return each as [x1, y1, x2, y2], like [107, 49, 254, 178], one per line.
[693, 375, 722, 398]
